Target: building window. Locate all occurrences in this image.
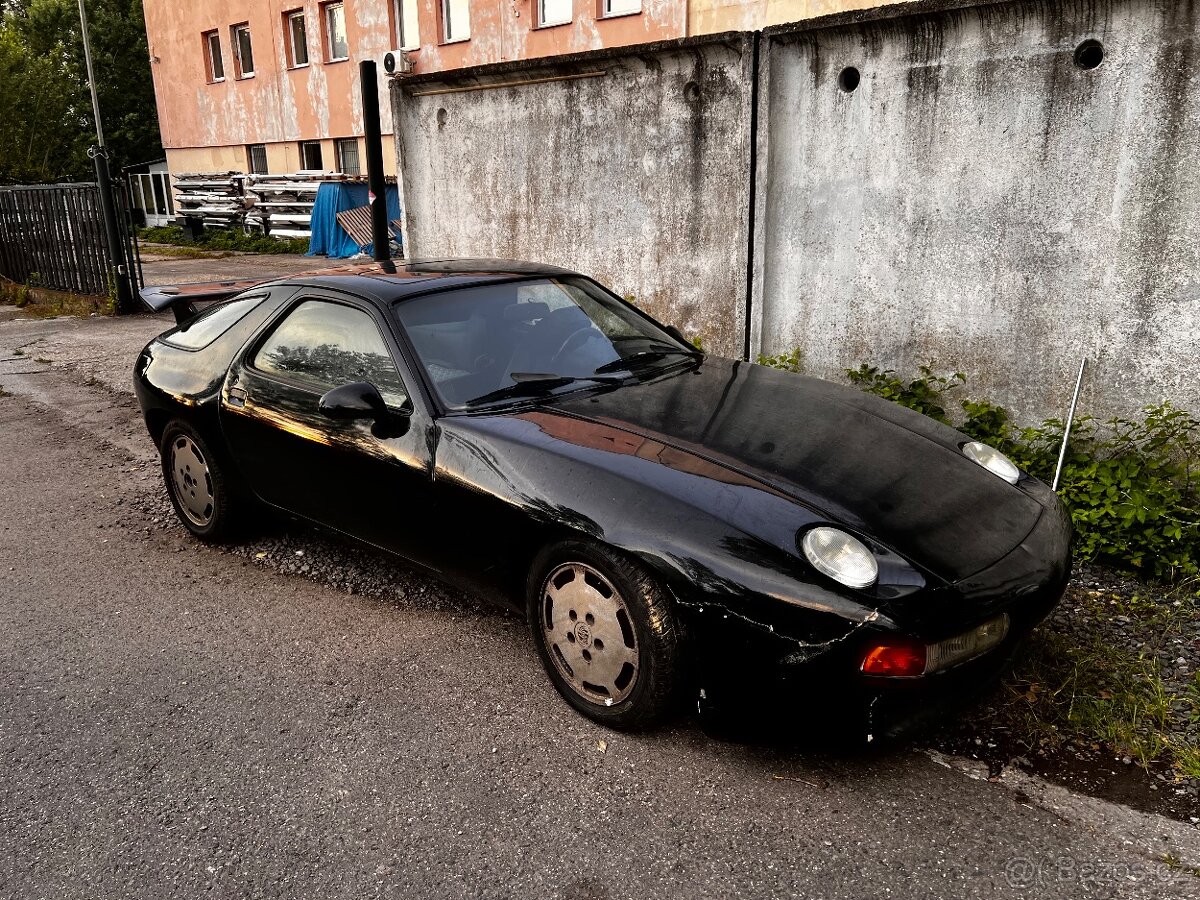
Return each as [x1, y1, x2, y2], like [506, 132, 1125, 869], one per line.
[203, 30, 224, 82]
[324, 2, 349, 61]
[441, 0, 470, 43]
[247, 144, 269, 175]
[602, 0, 640, 16]
[300, 141, 324, 170]
[286, 10, 309, 67]
[395, 0, 419, 50]
[538, 0, 571, 26]
[336, 138, 361, 176]
[232, 23, 255, 77]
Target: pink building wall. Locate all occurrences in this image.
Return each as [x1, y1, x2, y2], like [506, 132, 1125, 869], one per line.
[142, 0, 686, 174]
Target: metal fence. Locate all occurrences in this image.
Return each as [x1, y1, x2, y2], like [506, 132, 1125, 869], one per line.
[0, 182, 133, 296]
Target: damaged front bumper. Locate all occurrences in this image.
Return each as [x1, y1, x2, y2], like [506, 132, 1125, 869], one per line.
[684, 499, 1072, 743]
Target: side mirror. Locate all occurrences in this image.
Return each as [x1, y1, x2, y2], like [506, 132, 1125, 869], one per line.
[319, 382, 390, 421]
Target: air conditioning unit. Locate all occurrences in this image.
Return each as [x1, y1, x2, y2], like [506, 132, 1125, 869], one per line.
[383, 50, 413, 76]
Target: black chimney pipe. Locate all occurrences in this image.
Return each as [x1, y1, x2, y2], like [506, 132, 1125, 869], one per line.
[360, 59, 391, 262]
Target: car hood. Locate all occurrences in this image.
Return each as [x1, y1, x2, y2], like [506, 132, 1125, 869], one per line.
[547, 357, 1045, 584]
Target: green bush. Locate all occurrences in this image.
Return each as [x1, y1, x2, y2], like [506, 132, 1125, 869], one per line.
[138, 225, 309, 255]
[845, 363, 964, 424]
[846, 363, 1200, 580]
[756, 347, 804, 373]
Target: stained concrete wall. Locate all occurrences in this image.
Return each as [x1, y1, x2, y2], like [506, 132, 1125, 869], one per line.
[393, 36, 756, 355]
[752, 0, 1200, 419]
[393, 0, 1199, 419]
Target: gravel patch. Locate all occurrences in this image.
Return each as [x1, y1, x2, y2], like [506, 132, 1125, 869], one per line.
[930, 563, 1200, 823]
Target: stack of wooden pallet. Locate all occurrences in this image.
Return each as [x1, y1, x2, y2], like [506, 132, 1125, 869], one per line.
[245, 172, 371, 240]
[172, 173, 247, 229]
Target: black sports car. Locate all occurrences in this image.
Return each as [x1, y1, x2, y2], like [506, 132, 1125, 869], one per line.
[135, 259, 1071, 736]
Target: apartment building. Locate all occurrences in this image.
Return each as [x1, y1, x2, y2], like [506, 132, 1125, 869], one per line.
[142, 0, 912, 180]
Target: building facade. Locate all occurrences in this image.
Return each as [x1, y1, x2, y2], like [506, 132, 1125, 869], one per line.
[143, 0, 914, 182]
[142, 0, 689, 180]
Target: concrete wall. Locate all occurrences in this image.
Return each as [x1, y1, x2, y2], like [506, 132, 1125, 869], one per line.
[752, 0, 1200, 419]
[391, 0, 1199, 419]
[393, 36, 756, 355]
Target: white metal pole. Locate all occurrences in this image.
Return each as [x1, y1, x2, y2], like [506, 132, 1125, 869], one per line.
[77, 0, 105, 149]
[1052, 358, 1088, 492]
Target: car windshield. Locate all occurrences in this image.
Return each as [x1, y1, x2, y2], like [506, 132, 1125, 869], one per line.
[392, 277, 696, 409]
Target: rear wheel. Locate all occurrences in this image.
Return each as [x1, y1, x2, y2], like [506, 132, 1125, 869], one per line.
[528, 541, 683, 729]
[160, 420, 239, 542]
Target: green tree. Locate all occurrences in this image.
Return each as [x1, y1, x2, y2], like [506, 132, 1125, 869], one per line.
[0, 0, 161, 183]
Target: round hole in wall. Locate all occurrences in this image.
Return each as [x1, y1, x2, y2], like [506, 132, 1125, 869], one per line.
[436, 107, 449, 128]
[684, 80, 702, 102]
[838, 66, 861, 93]
[1074, 39, 1104, 71]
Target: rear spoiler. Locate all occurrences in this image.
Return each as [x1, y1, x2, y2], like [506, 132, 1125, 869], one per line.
[140, 279, 269, 324]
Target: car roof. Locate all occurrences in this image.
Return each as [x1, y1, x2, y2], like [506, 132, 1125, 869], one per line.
[270, 258, 580, 303]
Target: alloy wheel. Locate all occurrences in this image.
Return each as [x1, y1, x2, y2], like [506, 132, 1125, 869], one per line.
[169, 435, 215, 527]
[541, 562, 639, 706]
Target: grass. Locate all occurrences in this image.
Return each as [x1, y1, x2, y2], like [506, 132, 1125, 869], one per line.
[138, 225, 309, 255]
[994, 578, 1200, 779]
[139, 243, 236, 260]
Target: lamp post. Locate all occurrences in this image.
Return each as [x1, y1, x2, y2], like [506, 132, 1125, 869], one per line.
[77, 0, 135, 312]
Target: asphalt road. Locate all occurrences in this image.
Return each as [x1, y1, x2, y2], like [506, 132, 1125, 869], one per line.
[1, 310, 1199, 899]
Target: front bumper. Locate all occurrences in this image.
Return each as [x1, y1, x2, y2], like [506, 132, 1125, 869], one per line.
[687, 499, 1072, 742]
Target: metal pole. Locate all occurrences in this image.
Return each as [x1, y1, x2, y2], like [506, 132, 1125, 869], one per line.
[1052, 358, 1088, 492]
[77, 0, 135, 312]
[77, 0, 105, 149]
[360, 60, 391, 261]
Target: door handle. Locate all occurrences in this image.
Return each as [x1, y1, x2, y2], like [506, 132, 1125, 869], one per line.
[227, 385, 248, 408]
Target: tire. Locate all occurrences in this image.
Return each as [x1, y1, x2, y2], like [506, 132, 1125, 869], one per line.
[527, 540, 683, 730]
[159, 419, 240, 543]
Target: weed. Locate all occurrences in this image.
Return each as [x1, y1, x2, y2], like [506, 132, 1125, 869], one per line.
[756, 348, 805, 374]
[846, 363, 965, 424]
[138, 225, 308, 255]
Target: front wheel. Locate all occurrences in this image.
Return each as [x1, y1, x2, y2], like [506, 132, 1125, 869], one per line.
[527, 541, 684, 730]
[159, 420, 240, 543]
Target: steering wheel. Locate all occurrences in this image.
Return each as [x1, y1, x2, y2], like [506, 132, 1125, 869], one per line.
[550, 326, 600, 366]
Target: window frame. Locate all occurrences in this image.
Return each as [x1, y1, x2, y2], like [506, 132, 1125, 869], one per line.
[231, 22, 255, 78]
[247, 144, 269, 175]
[247, 296, 411, 410]
[394, 0, 420, 51]
[299, 140, 324, 170]
[600, 0, 640, 18]
[537, 0, 572, 28]
[335, 138, 361, 176]
[163, 294, 269, 351]
[285, 9, 310, 68]
[440, 0, 470, 44]
[203, 30, 225, 82]
[322, 1, 350, 62]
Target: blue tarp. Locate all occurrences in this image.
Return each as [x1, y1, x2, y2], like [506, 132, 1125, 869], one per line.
[306, 181, 402, 259]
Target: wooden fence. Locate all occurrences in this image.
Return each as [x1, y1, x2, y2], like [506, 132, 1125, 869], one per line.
[0, 183, 117, 295]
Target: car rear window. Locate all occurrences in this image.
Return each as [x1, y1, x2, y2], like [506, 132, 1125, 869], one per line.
[163, 295, 266, 350]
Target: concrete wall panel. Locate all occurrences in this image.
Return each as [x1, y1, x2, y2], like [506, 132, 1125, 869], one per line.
[393, 37, 755, 355]
[752, 0, 1200, 419]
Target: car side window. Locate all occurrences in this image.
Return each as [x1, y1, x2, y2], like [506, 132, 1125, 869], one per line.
[253, 300, 408, 407]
